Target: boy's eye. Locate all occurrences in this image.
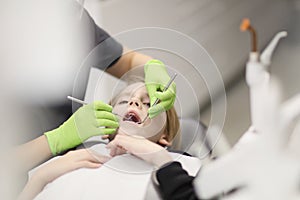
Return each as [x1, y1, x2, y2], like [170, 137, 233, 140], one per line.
[118, 100, 128, 105]
[143, 103, 151, 107]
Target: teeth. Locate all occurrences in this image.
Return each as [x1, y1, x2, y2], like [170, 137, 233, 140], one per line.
[126, 116, 134, 121]
[123, 112, 140, 123]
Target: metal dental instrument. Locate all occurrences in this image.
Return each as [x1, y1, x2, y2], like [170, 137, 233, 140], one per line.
[67, 96, 87, 105]
[138, 73, 178, 124]
[67, 96, 123, 118]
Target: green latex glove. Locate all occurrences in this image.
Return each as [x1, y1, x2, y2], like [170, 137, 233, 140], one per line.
[144, 59, 176, 118]
[45, 101, 119, 155]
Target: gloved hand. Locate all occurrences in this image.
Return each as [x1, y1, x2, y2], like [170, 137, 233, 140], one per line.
[144, 59, 176, 118]
[45, 101, 119, 155]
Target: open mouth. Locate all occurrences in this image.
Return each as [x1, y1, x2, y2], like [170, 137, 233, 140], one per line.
[123, 111, 141, 124]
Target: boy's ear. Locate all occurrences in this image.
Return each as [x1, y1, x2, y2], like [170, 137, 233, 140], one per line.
[158, 134, 172, 146]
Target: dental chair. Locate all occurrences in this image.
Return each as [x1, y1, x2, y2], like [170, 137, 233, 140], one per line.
[174, 118, 210, 156]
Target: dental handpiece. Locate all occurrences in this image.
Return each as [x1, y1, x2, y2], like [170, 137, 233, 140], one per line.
[138, 73, 178, 124]
[67, 96, 123, 118]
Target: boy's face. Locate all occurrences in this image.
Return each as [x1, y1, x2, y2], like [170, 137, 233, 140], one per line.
[111, 82, 167, 143]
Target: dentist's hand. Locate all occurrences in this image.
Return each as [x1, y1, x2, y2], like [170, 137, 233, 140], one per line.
[45, 101, 119, 155]
[144, 59, 176, 118]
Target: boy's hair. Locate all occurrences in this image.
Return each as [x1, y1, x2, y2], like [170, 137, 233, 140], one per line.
[165, 106, 181, 150]
[110, 82, 181, 150]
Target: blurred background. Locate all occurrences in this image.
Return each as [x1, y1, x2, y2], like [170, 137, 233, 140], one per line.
[84, 0, 299, 145]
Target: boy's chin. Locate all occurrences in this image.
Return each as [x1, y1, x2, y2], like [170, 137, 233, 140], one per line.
[122, 120, 146, 126]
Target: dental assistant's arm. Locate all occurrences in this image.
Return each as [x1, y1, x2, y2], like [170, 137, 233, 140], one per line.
[106, 47, 152, 78]
[155, 162, 199, 200]
[15, 135, 52, 174]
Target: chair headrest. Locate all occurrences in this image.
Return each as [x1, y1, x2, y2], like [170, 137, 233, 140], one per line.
[172, 118, 211, 157]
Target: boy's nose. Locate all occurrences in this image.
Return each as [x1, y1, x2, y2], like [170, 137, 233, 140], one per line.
[129, 100, 141, 109]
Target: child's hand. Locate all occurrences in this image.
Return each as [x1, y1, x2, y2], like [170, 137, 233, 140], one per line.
[107, 134, 172, 168]
[34, 149, 110, 184]
[19, 149, 110, 200]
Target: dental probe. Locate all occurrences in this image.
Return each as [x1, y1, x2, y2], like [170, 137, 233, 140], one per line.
[67, 96, 87, 105]
[67, 96, 123, 118]
[138, 73, 178, 124]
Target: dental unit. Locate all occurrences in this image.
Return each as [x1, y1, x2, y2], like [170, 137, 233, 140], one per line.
[192, 19, 300, 200]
